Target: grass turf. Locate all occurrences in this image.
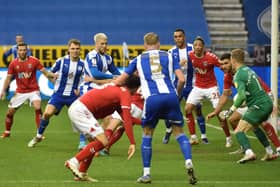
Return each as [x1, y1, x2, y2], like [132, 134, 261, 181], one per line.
[0, 100, 279, 187]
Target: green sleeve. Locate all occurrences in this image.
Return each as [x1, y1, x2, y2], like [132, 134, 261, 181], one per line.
[233, 80, 246, 108]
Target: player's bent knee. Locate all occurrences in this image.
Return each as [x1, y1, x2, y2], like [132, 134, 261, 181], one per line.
[234, 120, 251, 134]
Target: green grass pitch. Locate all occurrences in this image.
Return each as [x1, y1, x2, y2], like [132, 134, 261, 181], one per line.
[0, 100, 279, 187]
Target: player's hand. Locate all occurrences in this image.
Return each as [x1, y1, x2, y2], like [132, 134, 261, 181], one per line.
[219, 109, 233, 120]
[127, 144, 136, 160]
[0, 92, 5, 100]
[206, 111, 217, 121]
[74, 89, 80, 96]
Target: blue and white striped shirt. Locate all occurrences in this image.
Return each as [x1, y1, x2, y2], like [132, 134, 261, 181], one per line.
[51, 55, 84, 97]
[125, 50, 180, 99]
[80, 49, 120, 93]
[168, 43, 194, 89]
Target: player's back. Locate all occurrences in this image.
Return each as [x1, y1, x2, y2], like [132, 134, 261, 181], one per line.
[79, 84, 131, 118]
[234, 66, 271, 106]
[136, 50, 177, 99]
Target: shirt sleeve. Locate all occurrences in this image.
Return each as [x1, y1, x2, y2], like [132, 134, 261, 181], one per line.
[124, 58, 137, 75]
[120, 90, 135, 144]
[233, 75, 246, 108]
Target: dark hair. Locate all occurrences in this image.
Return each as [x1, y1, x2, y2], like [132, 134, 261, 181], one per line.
[220, 53, 231, 60]
[194, 36, 205, 45]
[125, 74, 140, 90]
[68, 38, 81, 46]
[175, 28, 185, 35]
[16, 42, 27, 48]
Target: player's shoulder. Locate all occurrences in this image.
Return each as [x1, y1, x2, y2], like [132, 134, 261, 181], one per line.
[168, 46, 177, 53]
[28, 56, 40, 62]
[86, 49, 98, 58]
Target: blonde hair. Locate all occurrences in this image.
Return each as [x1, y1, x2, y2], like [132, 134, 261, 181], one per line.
[231, 49, 245, 64]
[144, 32, 159, 45]
[94, 33, 107, 43]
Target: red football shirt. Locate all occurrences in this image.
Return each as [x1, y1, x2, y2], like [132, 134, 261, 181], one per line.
[8, 56, 44, 93]
[189, 51, 220, 88]
[79, 84, 135, 144]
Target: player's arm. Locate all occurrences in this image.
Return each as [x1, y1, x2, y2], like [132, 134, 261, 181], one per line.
[206, 89, 232, 119]
[0, 74, 13, 99]
[121, 106, 136, 160]
[174, 69, 185, 98]
[3, 48, 13, 67]
[108, 58, 121, 76]
[232, 81, 246, 109]
[40, 68, 56, 82]
[84, 75, 112, 85]
[113, 72, 129, 86]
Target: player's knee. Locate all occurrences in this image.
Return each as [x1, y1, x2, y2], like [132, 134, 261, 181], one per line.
[42, 112, 52, 120]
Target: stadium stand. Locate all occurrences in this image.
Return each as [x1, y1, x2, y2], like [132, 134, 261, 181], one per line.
[0, 0, 210, 45]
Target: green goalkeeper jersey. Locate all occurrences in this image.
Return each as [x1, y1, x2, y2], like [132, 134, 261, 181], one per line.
[233, 65, 271, 108]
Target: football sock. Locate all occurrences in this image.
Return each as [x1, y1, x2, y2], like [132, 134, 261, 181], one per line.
[76, 140, 104, 161]
[176, 133, 192, 160]
[5, 113, 14, 131]
[79, 154, 94, 173]
[37, 118, 49, 136]
[104, 129, 113, 139]
[236, 132, 251, 150]
[196, 116, 206, 134]
[262, 122, 280, 147]
[253, 127, 270, 147]
[186, 113, 196, 135]
[141, 135, 152, 168]
[80, 134, 86, 143]
[35, 109, 42, 128]
[108, 127, 124, 149]
[165, 119, 172, 129]
[219, 118, 231, 137]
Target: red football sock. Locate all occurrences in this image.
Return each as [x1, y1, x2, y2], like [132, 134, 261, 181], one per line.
[107, 127, 125, 149]
[79, 154, 94, 173]
[5, 113, 14, 131]
[105, 129, 113, 139]
[262, 122, 280, 148]
[35, 109, 42, 128]
[75, 140, 104, 161]
[219, 118, 231, 137]
[186, 113, 196, 135]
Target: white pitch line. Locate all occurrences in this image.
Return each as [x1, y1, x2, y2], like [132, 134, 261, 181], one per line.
[206, 123, 257, 140]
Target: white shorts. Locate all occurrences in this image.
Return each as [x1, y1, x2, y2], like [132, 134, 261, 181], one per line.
[68, 100, 104, 139]
[8, 91, 41, 108]
[236, 106, 248, 116]
[186, 86, 220, 108]
[111, 103, 143, 122]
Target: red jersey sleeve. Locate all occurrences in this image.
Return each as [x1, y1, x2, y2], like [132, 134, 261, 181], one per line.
[119, 88, 136, 145]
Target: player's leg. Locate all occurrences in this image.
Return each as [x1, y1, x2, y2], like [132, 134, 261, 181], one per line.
[101, 114, 123, 156]
[1, 108, 17, 138]
[65, 100, 106, 180]
[261, 121, 280, 155]
[170, 94, 197, 185]
[28, 104, 57, 147]
[29, 91, 42, 129]
[1, 92, 27, 138]
[234, 120, 256, 163]
[194, 103, 207, 144]
[173, 125, 197, 185]
[162, 120, 172, 144]
[209, 87, 231, 147]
